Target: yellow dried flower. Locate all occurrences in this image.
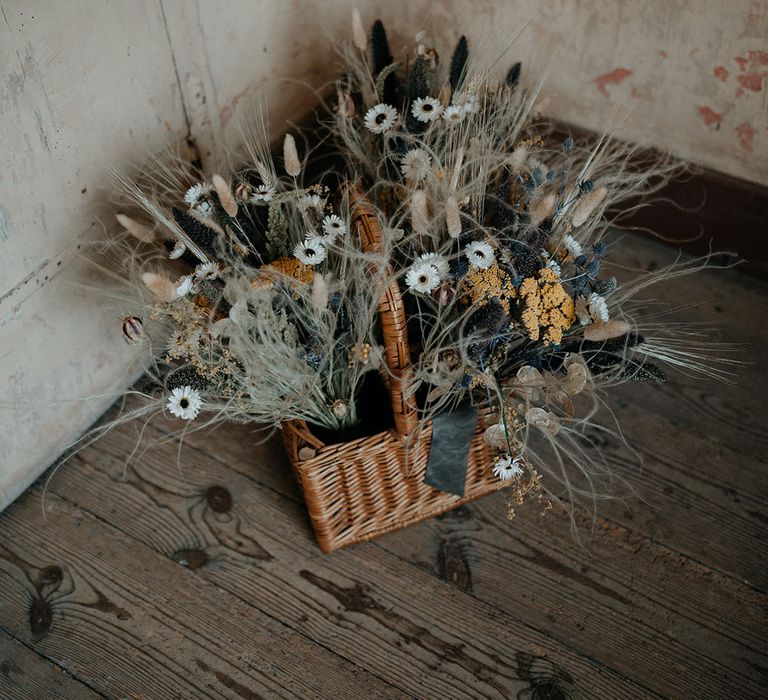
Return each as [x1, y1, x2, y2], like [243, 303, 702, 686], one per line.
[251, 256, 314, 291]
[469, 371, 494, 389]
[460, 263, 517, 312]
[348, 343, 372, 367]
[517, 267, 575, 345]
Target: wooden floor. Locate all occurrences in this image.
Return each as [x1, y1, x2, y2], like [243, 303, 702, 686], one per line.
[1, 234, 766, 700]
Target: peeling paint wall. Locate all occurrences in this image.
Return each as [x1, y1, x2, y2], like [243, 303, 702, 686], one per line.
[1, 0, 765, 511]
[515, 0, 768, 183]
[419, 0, 767, 184]
[0, 1, 187, 510]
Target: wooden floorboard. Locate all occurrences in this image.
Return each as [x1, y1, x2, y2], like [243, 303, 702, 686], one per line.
[114, 410, 766, 699]
[45, 435, 651, 699]
[1, 232, 767, 699]
[0, 631, 104, 700]
[0, 490, 409, 700]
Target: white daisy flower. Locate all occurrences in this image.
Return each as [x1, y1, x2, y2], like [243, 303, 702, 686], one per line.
[588, 292, 610, 322]
[168, 241, 186, 259]
[410, 96, 443, 123]
[184, 182, 212, 206]
[547, 260, 562, 277]
[166, 386, 203, 421]
[166, 329, 182, 351]
[465, 241, 495, 270]
[166, 329, 201, 360]
[442, 105, 466, 124]
[418, 251, 449, 277]
[400, 148, 432, 181]
[363, 103, 398, 134]
[294, 237, 327, 265]
[492, 454, 524, 481]
[321, 214, 347, 240]
[250, 184, 276, 204]
[195, 199, 213, 217]
[405, 261, 441, 294]
[175, 275, 194, 298]
[562, 234, 583, 257]
[460, 96, 480, 114]
[195, 261, 219, 281]
[302, 193, 325, 210]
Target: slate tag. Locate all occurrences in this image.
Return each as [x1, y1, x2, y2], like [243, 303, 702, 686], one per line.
[423, 403, 479, 496]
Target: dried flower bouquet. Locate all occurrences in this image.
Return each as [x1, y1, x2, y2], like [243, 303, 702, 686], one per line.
[97, 16, 734, 548]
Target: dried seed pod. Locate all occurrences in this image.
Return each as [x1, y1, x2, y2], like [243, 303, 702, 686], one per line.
[445, 195, 462, 237]
[529, 193, 557, 226]
[283, 133, 301, 177]
[516, 365, 545, 403]
[141, 272, 179, 302]
[526, 407, 561, 436]
[410, 190, 429, 236]
[432, 281, 456, 306]
[331, 399, 348, 418]
[116, 213, 155, 243]
[449, 35, 468, 91]
[351, 8, 366, 51]
[233, 180, 253, 203]
[121, 315, 144, 343]
[212, 174, 238, 217]
[508, 144, 528, 173]
[311, 272, 329, 313]
[584, 319, 630, 342]
[298, 446, 317, 460]
[484, 423, 508, 449]
[571, 186, 608, 227]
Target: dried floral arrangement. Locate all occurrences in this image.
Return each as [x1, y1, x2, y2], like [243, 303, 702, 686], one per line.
[110, 128, 386, 437]
[93, 15, 735, 545]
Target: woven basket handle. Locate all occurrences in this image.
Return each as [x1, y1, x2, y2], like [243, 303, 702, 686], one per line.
[350, 189, 419, 437]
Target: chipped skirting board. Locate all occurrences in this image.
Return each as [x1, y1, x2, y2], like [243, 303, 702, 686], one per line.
[0, 0, 765, 512]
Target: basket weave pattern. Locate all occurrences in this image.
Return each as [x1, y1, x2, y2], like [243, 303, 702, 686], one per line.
[282, 194, 507, 552]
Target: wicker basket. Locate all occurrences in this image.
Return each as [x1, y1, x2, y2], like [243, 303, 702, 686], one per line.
[281, 192, 507, 552]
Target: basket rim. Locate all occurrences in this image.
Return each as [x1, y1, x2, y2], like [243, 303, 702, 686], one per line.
[285, 401, 495, 466]
[284, 417, 423, 463]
